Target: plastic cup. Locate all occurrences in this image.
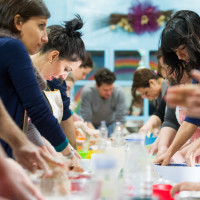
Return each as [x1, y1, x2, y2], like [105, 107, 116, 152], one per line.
[153, 184, 174, 200]
[78, 150, 88, 159]
[69, 178, 101, 200]
[86, 150, 104, 159]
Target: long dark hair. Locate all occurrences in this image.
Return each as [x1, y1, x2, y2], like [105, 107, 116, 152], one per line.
[161, 10, 200, 83]
[41, 15, 86, 62]
[0, 0, 50, 34]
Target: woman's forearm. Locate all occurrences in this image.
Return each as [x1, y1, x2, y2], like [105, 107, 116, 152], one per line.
[167, 121, 198, 156]
[146, 115, 161, 130]
[158, 127, 176, 149]
[61, 116, 77, 149]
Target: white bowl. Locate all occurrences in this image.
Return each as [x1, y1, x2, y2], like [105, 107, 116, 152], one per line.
[154, 163, 200, 183]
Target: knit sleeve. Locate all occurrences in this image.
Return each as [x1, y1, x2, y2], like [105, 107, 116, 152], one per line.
[5, 39, 68, 151]
[184, 116, 200, 126]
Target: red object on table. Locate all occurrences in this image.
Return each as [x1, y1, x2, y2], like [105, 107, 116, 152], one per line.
[153, 184, 174, 200]
[68, 174, 91, 180]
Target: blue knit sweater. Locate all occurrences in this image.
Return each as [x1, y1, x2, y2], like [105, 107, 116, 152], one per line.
[0, 36, 68, 157]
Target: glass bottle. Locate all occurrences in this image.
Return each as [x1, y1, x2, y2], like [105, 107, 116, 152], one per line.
[113, 121, 124, 147]
[98, 121, 108, 150]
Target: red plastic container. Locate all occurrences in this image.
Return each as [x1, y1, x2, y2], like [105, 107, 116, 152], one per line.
[153, 184, 174, 200]
[70, 178, 101, 199]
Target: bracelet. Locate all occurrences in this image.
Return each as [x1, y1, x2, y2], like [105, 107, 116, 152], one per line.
[66, 147, 74, 159]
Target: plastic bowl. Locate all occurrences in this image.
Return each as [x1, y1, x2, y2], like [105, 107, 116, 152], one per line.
[153, 184, 174, 200]
[154, 163, 200, 183]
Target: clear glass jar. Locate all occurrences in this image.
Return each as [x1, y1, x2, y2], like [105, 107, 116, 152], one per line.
[124, 134, 152, 198]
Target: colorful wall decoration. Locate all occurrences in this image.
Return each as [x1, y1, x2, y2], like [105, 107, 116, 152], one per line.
[114, 51, 141, 80]
[149, 50, 158, 71]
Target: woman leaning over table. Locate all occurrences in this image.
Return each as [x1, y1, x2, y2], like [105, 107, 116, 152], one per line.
[131, 68, 167, 134]
[155, 10, 200, 166]
[0, 0, 75, 165]
[28, 17, 86, 164]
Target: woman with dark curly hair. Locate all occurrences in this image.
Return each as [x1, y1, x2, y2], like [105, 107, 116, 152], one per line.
[161, 10, 200, 83]
[155, 10, 200, 167]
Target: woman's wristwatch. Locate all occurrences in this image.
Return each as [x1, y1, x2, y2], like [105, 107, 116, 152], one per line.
[66, 147, 74, 159]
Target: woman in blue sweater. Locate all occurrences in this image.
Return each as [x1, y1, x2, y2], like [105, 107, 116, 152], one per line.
[29, 18, 86, 158]
[0, 0, 74, 160]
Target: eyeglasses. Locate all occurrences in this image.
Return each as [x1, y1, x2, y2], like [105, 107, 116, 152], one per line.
[65, 67, 72, 72]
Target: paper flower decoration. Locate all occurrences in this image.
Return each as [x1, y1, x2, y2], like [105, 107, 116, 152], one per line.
[109, 1, 173, 34]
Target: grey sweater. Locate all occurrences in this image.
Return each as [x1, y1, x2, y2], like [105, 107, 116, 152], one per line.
[27, 66, 47, 147]
[80, 82, 126, 127]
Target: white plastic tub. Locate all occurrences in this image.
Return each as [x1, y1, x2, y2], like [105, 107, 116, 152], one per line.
[154, 163, 200, 183]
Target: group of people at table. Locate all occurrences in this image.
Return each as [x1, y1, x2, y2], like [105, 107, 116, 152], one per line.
[1, 0, 200, 199]
[132, 10, 200, 197]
